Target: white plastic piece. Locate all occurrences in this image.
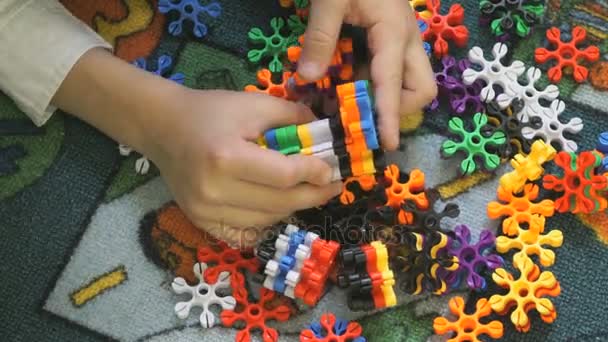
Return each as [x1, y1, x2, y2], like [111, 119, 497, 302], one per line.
[171, 263, 236, 328]
[118, 144, 132, 156]
[306, 118, 333, 147]
[134, 157, 150, 175]
[285, 224, 300, 236]
[462, 43, 525, 103]
[497, 67, 560, 123]
[265, 259, 280, 277]
[304, 231, 319, 246]
[521, 99, 583, 153]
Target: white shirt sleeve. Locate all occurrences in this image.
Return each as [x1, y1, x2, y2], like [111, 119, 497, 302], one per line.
[0, 0, 113, 126]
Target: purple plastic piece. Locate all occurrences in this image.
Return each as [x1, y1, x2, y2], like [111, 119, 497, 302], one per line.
[430, 56, 484, 115]
[444, 224, 504, 291]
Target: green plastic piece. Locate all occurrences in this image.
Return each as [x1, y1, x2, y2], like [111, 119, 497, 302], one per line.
[287, 15, 307, 45]
[247, 17, 290, 73]
[276, 125, 301, 155]
[441, 113, 506, 176]
[294, 0, 309, 9]
[481, 0, 545, 38]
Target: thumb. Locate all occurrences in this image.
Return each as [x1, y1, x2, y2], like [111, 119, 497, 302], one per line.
[297, 0, 348, 81]
[244, 92, 316, 135]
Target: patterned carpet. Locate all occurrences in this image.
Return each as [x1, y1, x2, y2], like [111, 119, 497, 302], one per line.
[1, 0, 608, 341]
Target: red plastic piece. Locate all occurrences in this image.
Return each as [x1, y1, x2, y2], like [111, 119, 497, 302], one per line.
[197, 241, 260, 287]
[294, 239, 341, 306]
[421, 0, 469, 59]
[220, 288, 292, 342]
[361, 244, 385, 308]
[535, 26, 600, 83]
[300, 313, 364, 342]
[245, 68, 296, 100]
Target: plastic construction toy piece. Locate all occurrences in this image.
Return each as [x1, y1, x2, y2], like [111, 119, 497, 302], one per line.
[479, 0, 545, 38]
[248, 17, 292, 73]
[417, 19, 433, 57]
[496, 215, 563, 267]
[339, 174, 378, 205]
[197, 241, 260, 287]
[500, 139, 556, 194]
[300, 313, 367, 342]
[543, 150, 608, 214]
[158, 0, 221, 38]
[133, 55, 185, 84]
[421, 0, 469, 59]
[488, 183, 555, 236]
[383, 164, 429, 224]
[221, 288, 292, 342]
[497, 67, 561, 123]
[118, 144, 151, 175]
[294, 239, 341, 306]
[410, 0, 433, 19]
[489, 253, 561, 332]
[485, 99, 532, 159]
[245, 69, 295, 100]
[431, 56, 484, 115]
[463, 43, 525, 103]
[400, 189, 460, 235]
[171, 263, 236, 328]
[521, 99, 583, 153]
[442, 113, 507, 176]
[598, 132, 608, 173]
[370, 241, 397, 307]
[434, 296, 504, 342]
[445, 225, 504, 291]
[535, 26, 600, 83]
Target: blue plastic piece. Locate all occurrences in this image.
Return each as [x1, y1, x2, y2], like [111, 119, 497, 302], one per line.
[353, 81, 380, 150]
[273, 230, 306, 293]
[597, 132, 608, 154]
[134, 55, 185, 84]
[600, 155, 608, 174]
[417, 19, 432, 56]
[264, 129, 280, 151]
[158, 0, 221, 38]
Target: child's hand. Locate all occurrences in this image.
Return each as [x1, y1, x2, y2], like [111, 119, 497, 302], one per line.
[297, 0, 437, 150]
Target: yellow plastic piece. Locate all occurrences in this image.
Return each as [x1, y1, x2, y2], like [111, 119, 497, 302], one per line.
[297, 123, 313, 149]
[496, 215, 564, 267]
[409, 0, 432, 19]
[371, 241, 397, 307]
[257, 136, 267, 149]
[500, 140, 556, 194]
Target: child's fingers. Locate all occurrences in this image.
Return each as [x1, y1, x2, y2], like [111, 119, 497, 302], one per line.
[245, 93, 316, 136]
[400, 37, 437, 115]
[298, 0, 348, 81]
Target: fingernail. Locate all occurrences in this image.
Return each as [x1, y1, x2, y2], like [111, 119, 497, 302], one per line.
[298, 61, 322, 80]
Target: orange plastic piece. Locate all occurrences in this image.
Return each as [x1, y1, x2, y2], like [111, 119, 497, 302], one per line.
[487, 183, 555, 236]
[500, 140, 556, 194]
[383, 164, 429, 224]
[489, 253, 561, 333]
[339, 174, 378, 204]
[245, 69, 296, 100]
[496, 215, 564, 267]
[361, 244, 385, 308]
[433, 296, 504, 342]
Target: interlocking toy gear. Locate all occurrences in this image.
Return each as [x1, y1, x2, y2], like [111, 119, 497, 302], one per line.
[500, 139, 556, 194]
[248, 17, 292, 73]
[479, 0, 545, 38]
[300, 313, 367, 342]
[434, 296, 504, 342]
[535, 26, 600, 83]
[598, 132, 608, 173]
[118, 144, 151, 175]
[158, 0, 221, 38]
[463, 43, 525, 103]
[445, 225, 504, 291]
[485, 99, 532, 159]
[383, 164, 429, 224]
[417, 19, 433, 57]
[410, 0, 433, 19]
[171, 263, 237, 328]
[496, 215, 563, 267]
[294, 239, 341, 306]
[542, 150, 608, 214]
[496, 67, 560, 123]
[420, 0, 469, 58]
[399, 189, 460, 235]
[245, 69, 295, 100]
[487, 183, 555, 236]
[133, 55, 185, 84]
[521, 99, 583, 153]
[339, 174, 378, 205]
[441, 113, 507, 175]
[489, 253, 561, 332]
[197, 241, 260, 287]
[220, 288, 292, 342]
[431, 56, 484, 115]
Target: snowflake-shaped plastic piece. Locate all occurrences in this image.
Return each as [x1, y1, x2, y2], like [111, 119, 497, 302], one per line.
[441, 113, 507, 175]
[597, 132, 608, 173]
[300, 313, 367, 342]
[383, 164, 429, 224]
[500, 139, 556, 194]
[487, 183, 555, 236]
[197, 241, 260, 287]
[133, 55, 185, 84]
[431, 56, 484, 115]
[489, 253, 561, 332]
[221, 288, 291, 342]
[171, 263, 237, 328]
[248, 17, 292, 73]
[434, 296, 504, 342]
[399, 189, 460, 235]
[245, 69, 295, 100]
[479, 0, 545, 38]
[421, 0, 469, 58]
[542, 150, 608, 213]
[535, 26, 600, 83]
[496, 215, 563, 267]
[485, 99, 532, 159]
[410, 0, 433, 19]
[521, 99, 583, 152]
[497, 67, 560, 123]
[445, 225, 504, 291]
[118, 144, 151, 175]
[158, 0, 221, 38]
[463, 43, 526, 103]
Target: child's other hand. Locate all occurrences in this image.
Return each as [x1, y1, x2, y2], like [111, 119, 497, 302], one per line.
[146, 90, 342, 245]
[297, 0, 437, 151]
